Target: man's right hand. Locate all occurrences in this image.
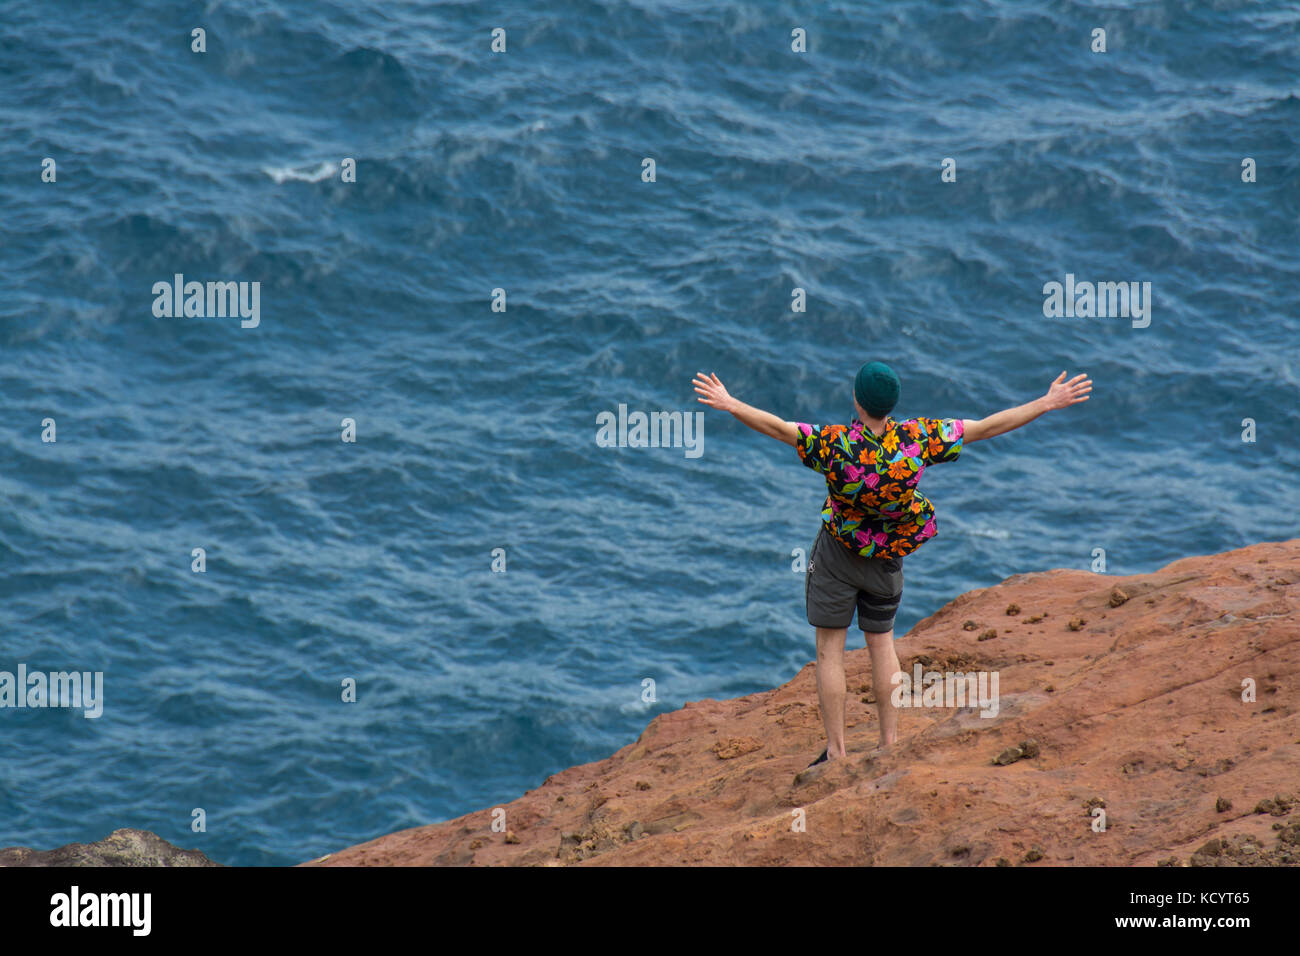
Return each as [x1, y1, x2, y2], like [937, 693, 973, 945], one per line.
[963, 370, 1093, 443]
[1042, 371, 1092, 411]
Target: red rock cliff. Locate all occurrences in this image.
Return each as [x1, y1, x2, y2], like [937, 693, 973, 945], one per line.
[305, 540, 1300, 867]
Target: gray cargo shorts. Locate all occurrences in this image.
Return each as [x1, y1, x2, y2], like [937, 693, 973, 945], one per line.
[805, 525, 904, 633]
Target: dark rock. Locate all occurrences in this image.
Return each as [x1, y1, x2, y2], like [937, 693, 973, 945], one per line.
[0, 828, 221, 867]
[993, 746, 1023, 766]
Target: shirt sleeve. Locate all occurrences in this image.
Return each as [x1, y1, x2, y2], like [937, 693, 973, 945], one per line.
[794, 423, 834, 474]
[918, 417, 964, 465]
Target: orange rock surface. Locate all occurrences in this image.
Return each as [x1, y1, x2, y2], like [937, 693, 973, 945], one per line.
[305, 540, 1300, 867]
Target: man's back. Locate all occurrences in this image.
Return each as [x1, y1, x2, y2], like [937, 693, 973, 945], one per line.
[793, 416, 965, 560]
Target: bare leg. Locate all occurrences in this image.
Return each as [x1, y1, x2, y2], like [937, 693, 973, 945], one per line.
[864, 628, 901, 746]
[814, 627, 848, 759]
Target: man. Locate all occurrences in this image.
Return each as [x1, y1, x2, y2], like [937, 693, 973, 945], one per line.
[691, 363, 1092, 767]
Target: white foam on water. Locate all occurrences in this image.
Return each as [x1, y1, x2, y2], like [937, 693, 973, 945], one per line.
[262, 161, 339, 184]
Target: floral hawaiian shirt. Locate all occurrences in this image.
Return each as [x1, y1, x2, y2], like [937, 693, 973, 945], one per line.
[795, 416, 964, 559]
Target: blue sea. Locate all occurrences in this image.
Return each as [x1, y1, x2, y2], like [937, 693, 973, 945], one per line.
[1, 0, 1297, 866]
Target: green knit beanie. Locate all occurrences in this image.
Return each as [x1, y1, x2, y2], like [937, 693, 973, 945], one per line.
[854, 361, 900, 417]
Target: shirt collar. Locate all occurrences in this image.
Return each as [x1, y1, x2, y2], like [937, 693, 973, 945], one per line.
[852, 416, 893, 441]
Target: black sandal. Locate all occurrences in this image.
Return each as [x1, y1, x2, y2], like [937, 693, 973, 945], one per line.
[806, 749, 828, 768]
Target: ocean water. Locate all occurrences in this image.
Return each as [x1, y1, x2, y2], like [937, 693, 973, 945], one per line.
[1, 0, 1297, 866]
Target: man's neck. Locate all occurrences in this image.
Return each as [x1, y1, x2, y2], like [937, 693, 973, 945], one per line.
[858, 415, 888, 437]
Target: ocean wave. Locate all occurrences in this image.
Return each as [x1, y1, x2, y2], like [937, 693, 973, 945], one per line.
[262, 161, 339, 184]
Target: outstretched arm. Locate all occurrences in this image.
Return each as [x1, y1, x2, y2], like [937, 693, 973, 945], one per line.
[962, 371, 1092, 443]
[692, 372, 800, 447]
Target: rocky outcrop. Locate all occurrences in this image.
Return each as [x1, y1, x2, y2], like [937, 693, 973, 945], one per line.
[308, 539, 1299, 867]
[0, 828, 221, 867]
[306, 539, 1299, 867]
